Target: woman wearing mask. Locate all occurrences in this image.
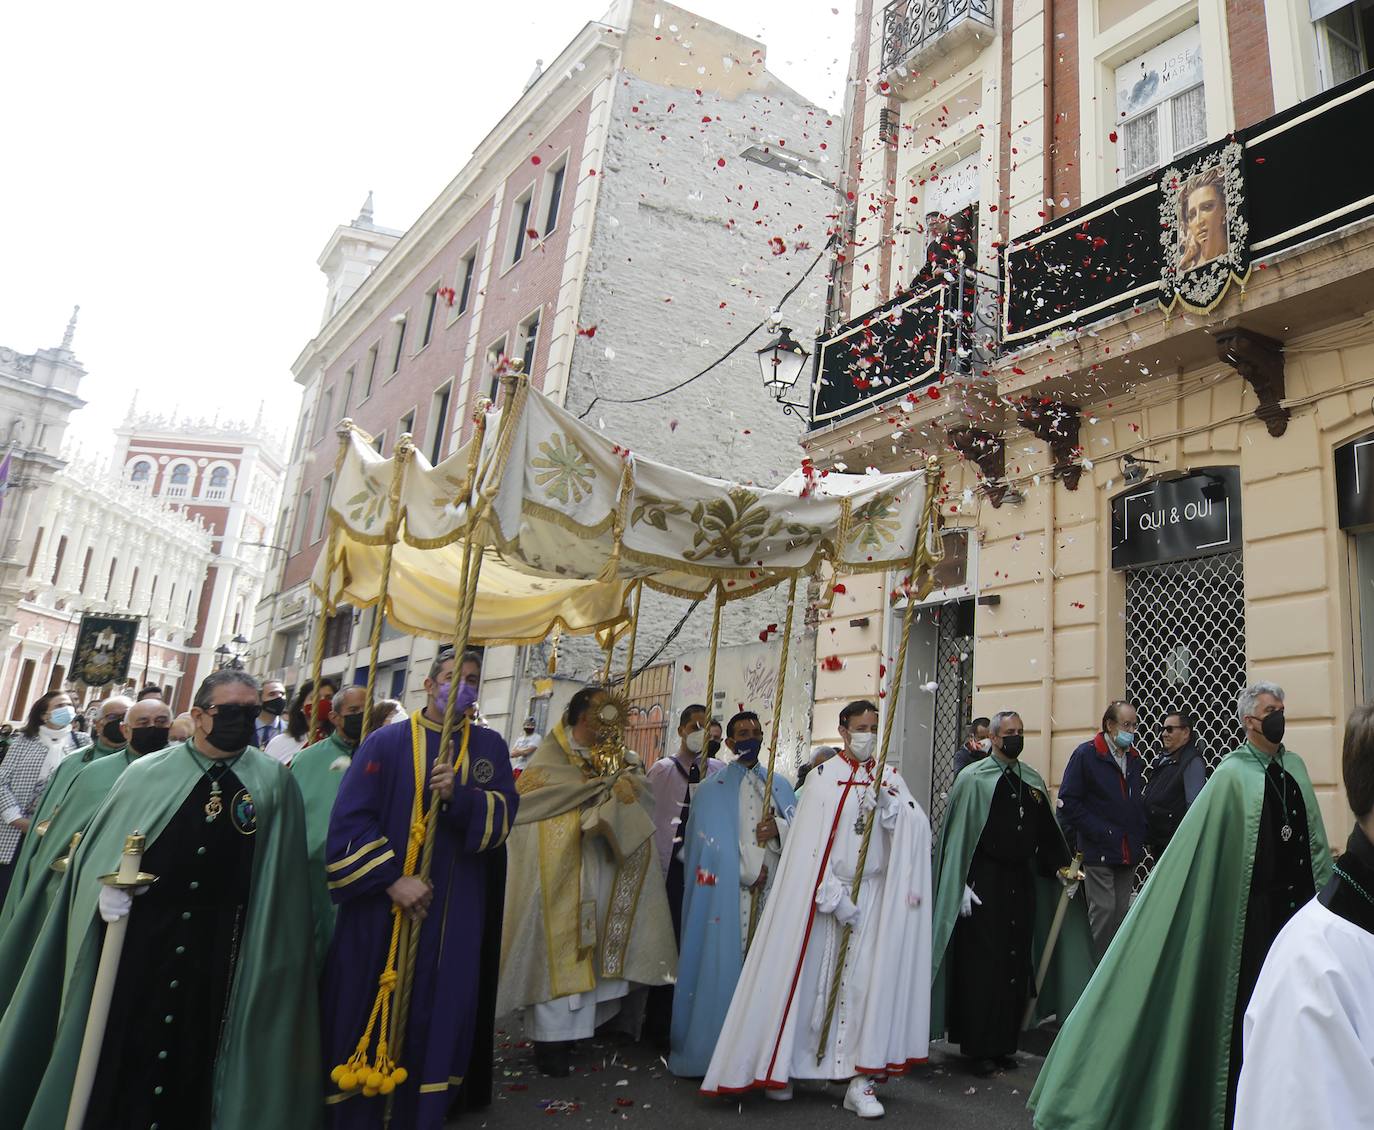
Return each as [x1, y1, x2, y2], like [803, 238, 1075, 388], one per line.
[0, 691, 91, 903]
[1057, 700, 1148, 959]
[265, 680, 318, 766]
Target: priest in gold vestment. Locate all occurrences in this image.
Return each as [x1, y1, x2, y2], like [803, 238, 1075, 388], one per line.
[498, 686, 677, 1077]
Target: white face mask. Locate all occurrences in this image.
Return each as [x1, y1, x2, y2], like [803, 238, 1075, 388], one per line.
[848, 731, 877, 761]
[684, 729, 705, 755]
[976, 737, 992, 753]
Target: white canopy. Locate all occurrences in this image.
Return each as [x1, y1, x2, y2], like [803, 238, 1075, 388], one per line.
[313, 382, 937, 642]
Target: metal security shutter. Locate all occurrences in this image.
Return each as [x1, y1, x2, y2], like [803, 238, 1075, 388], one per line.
[929, 600, 975, 834]
[1124, 550, 1246, 882]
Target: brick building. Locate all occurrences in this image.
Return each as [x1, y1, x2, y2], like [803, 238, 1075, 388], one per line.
[112, 410, 285, 709]
[256, 0, 838, 749]
[804, 0, 1374, 832]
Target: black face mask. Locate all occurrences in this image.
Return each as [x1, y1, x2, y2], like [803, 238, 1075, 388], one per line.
[262, 697, 287, 716]
[1000, 735, 1025, 759]
[206, 703, 259, 754]
[706, 738, 722, 758]
[1260, 710, 1286, 745]
[129, 726, 171, 755]
[340, 713, 365, 744]
[101, 719, 127, 746]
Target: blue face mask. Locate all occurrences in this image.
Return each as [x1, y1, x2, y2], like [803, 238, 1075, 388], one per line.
[1114, 730, 1136, 750]
[48, 706, 75, 729]
[733, 738, 763, 761]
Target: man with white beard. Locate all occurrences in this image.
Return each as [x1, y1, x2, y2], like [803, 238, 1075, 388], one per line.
[701, 700, 932, 1119]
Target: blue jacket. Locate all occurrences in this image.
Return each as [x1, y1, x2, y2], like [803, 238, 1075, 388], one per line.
[1058, 733, 1147, 867]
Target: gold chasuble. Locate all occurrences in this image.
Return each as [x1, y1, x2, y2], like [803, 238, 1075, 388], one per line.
[497, 723, 677, 1013]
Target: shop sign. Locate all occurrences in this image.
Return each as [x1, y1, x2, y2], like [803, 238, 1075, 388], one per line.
[1111, 467, 1241, 569]
[1335, 434, 1374, 530]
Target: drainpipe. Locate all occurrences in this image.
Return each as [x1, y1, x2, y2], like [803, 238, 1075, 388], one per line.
[1042, 476, 1057, 777]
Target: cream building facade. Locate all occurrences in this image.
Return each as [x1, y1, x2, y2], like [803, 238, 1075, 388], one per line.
[809, 0, 1374, 834]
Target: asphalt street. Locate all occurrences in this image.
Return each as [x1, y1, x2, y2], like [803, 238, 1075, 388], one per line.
[455, 1018, 1044, 1129]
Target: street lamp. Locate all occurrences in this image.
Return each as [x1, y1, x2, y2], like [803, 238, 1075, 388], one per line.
[214, 644, 232, 669]
[756, 325, 811, 420]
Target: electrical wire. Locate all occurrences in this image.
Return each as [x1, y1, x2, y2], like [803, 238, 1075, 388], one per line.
[576, 247, 829, 421]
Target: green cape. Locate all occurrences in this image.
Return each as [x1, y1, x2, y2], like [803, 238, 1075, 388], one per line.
[0, 742, 322, 1130]
[1028, 744, 1332, 1130]
[930, 756, 1095, 1039]
[0, 742, 115, 930]
[0, 750, 135, 1013]
[290, 731, 355, 969]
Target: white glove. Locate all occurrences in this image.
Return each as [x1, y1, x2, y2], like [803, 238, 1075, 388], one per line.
[1061, 878, 1082, 900]
[97, 884, 148, 924]
[834, 892, 862, 931]
[959, 884, 982, 918]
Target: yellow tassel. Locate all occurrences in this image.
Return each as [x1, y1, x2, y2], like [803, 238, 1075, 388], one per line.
[339, 1071, 358, 1092]
[391, 1067, 409, 1086]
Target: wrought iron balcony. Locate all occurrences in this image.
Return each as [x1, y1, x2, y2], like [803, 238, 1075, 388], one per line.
[881, 0, 995, 76]
[810, 260, 1001, 428]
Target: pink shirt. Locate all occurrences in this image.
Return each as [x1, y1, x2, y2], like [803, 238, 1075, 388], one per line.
[645, 752, 725, 874]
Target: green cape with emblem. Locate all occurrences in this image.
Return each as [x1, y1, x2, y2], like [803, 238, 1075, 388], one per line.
[930, 755, 1095, 1039]
[290, 730, 354, 969]
[0, 742, 116, 930]
[0, 750, 135, 1014]
[1028, 744, 1332, 1130]
[0, 742, 322, 1130]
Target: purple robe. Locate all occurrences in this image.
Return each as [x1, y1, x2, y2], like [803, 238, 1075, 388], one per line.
[321, 712, 517, 1129]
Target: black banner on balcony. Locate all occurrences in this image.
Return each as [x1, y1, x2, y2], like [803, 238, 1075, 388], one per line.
[1003, 71, 1374, 347]
[1002, 178, 1162, 347]
[1242, 70, 1374, 264]
[811, 282, 945, 426]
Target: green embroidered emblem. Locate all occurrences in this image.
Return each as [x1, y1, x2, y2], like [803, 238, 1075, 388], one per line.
[848, 491, 902, 552]
[532, 433, 596, 505]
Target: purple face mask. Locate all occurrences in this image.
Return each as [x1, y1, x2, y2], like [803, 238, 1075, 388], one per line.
[434, 679, 478, 717]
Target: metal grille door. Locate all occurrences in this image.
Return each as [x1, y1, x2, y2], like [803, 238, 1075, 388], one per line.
[1125, 551, 1246, 880]
[929, 601, 975, 833]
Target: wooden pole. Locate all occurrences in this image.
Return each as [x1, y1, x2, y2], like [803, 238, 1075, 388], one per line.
[746, 572, 799, 948]
[307, 421, 356, 735]
[360, 437, 413, 734]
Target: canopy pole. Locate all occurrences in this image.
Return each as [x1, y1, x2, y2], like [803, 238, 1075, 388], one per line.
[619, 580, 643, 696]
[385, 369, 526, 1118]
[698, 584, 724, 753]
[360, 436, 414, 735]
[746, 571, 800, 949]
[307, 421, 357, 737]
[815, 457, 944, 1063]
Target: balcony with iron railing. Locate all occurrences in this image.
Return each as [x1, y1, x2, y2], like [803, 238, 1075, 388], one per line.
[808, 258, 1000, 430]
[880, 0, 995, 86]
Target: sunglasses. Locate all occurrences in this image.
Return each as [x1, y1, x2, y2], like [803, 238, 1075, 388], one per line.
[1160, 724, 1186, 734]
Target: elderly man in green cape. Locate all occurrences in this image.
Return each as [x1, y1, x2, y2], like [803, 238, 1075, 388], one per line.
[930, 710, 1094, 1078]
[0, 695, 134, 930]
[0, 695, 173, 1011]
[0, 669, 321, 1130]
[292, 683, 367, 968]
[1029, 682, 1333, 1130]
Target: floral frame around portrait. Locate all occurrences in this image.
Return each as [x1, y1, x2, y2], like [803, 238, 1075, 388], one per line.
[1159, 140, 1250, 314]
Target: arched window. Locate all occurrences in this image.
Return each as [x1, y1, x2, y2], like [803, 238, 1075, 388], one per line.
[166, 463, 192, 499]
[206, 465, 231, 500]
[130, 460, 151, 484]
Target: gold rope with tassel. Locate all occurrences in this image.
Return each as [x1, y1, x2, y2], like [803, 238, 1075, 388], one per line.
[815, 458, 943, 1063]
[360, 435, 413, 734]
[746, 571, 800, 949]
[328, 711, 430, 1098]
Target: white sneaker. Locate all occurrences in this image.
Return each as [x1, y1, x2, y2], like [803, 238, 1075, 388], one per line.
[843, 1076, 884, 1119]
[765, 1083, 794, 1102]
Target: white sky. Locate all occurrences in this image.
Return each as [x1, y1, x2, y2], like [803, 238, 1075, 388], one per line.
[0, 1, 850, 457]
